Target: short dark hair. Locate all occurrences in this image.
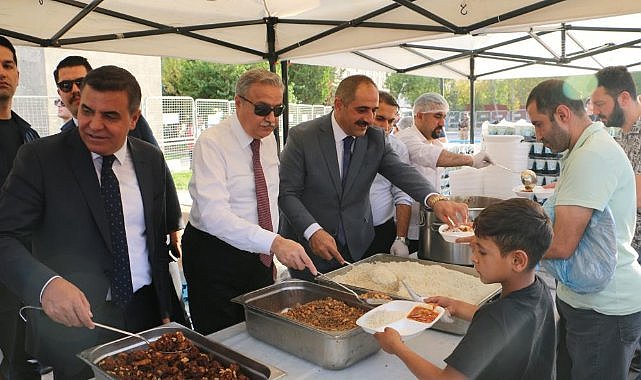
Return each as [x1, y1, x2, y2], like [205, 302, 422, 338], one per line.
[335, 75, 377, 105]
[0, 36, 17, 65]
[595, 66, 637, 99]
[54, 56, 92, 83]
[82, 65, 141, 115]
[378, 91, 399, 108]
[526, 79, 586, 121]
[473, 198, 552, 270]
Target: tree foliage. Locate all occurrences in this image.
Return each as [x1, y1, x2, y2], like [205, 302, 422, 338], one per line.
[385, 73, 442, 107]
[287, 63, 336, 104]
[162, 59, 335, 104]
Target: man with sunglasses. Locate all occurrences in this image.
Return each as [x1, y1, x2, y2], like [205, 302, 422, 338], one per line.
[280, 75, 469, 279]
[592, 66, 641, 377]
[182, 68, 317, 335]
[53, 55, 184, 263]
[366, 91, 413, 258]
[396, 92, 492, 248]
[0, 36, 42, 380]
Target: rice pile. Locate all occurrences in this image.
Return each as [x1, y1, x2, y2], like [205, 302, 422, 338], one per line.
[363, 310, 407, 329]
[332, 261, 501, 304]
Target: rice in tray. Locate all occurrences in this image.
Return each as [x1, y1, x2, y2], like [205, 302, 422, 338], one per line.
[332, 261, 501, 304]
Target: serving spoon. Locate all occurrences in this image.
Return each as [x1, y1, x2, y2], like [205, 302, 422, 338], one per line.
[316, 272, 388, 305]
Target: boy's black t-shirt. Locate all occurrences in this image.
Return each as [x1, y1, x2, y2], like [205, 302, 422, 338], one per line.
[445, 276, 555, 380]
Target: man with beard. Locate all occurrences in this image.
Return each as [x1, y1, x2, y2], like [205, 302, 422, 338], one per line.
[0, 35, 41, 380]
[527, 79, 641, 380]
[279, 75, 469, 279]
[182, 69, 317, 335]
[592, 66, 641, 377]
[396, 92, 491, 248]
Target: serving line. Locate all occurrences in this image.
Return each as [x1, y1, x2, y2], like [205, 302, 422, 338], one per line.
[207, 321, 461, 378]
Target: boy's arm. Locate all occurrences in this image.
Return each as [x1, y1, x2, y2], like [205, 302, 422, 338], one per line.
[375, 328, 467, 380]
[426, 296, 478, 321]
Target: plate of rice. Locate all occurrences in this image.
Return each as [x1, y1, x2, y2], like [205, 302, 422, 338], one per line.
[356, 300, 445, 338]
[438, 224, 474, 243]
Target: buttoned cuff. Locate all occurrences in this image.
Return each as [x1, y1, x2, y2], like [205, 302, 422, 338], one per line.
[304, 223, 322, 241]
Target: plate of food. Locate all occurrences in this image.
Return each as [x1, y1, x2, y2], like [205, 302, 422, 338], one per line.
[356, 300, 445, 338]
[512, 185, 554, 200]
[438, 223, 474, 243]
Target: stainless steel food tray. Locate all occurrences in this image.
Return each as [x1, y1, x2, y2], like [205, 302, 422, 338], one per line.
[77, 322, 285, 379]
[321, 254, 502, 335]
[231, 280, 379, 370]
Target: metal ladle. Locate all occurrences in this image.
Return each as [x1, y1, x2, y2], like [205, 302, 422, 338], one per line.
[491, 164, 538, 190]
[316, 273, 387, 305]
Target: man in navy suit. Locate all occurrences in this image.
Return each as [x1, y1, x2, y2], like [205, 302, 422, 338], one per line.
[0, 65, 179, 379]
[279, 75, 468, 278]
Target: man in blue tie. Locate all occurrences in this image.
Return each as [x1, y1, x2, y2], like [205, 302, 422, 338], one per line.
[279, 75, 469, 279]
[0, 65, 182, 379]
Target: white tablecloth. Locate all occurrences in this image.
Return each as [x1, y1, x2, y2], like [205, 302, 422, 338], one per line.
[207, 322, 462, 379]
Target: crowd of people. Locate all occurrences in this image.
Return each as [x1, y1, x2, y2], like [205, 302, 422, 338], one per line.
[0, 33, 640, 379]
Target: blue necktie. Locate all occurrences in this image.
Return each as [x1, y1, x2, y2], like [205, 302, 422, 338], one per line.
[100, 155, 133, 307]
[337, 136, 354, 246]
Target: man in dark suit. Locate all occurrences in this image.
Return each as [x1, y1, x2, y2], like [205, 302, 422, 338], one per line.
[53, 55, 184, 254]
[0, 35, 41, 380]
[279, 75, 469, 279]
[0, 65, 179, 379]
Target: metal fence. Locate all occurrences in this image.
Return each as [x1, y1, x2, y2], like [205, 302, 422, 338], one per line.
[13, 95, 528, 172]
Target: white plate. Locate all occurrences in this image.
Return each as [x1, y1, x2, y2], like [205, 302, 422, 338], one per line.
[512, 185, 554, 200]
[356, 300, 445, 338]
[438, 224, 474, 243]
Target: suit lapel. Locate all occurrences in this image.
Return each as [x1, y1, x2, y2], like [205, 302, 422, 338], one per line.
[65, 129, 112, 250]
[318, 117, 341, 195]
[128, 138, 155, 253]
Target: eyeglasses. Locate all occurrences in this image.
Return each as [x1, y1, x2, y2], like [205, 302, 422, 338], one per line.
[56, 77, 84, 93]
[54, 99, 63, 107]
[238, 95, 285, 117]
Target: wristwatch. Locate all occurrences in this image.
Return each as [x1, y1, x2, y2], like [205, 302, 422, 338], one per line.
[427, 194, 449, 209]
[395, 236, 408, 245]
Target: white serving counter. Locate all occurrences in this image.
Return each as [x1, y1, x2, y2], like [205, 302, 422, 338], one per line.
[208, 322, 462, 379]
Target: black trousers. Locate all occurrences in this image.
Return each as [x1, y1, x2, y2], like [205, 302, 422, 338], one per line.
[181, 223, 273, 335]
[364, 218, 396, 258]
[0, 288, 39, 380]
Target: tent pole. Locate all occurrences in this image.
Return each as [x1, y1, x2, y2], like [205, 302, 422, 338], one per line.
[281, 60, 289, 146]
[469, 55, 476, 144]
[265, 17, 281, 150]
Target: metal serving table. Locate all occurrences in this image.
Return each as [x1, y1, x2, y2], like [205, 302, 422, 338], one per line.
[207, 322, 462, 379]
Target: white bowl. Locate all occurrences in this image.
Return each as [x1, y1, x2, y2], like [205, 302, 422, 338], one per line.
[512, 185, 554, 200]
[438, 224, 474, 243]
[356, 300, 445, 339]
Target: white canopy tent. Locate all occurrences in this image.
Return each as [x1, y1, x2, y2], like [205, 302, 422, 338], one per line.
[2, 0, 640, 137]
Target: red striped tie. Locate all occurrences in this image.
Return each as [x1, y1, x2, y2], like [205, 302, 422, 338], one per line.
[251, 139, 273, 267]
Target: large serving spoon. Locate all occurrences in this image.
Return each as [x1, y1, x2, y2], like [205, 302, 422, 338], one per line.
[316, 273, 388, 305]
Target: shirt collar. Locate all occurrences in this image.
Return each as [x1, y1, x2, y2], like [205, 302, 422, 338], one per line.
[331, 112, 349, 144]
[231, 113, 266, 149]
[565, 122, 602, 158]
[90, 140, 128, 164]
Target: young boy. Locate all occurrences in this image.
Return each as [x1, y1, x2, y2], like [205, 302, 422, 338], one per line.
[375, 198, 555, 380]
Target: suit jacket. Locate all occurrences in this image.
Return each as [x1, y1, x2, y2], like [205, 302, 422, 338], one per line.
[61, 116, 183, 232]
[0, 128, 172, 370]
[279, 113, 436, 266]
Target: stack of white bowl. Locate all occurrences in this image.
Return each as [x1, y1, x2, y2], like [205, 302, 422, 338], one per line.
[482, 135, 531, 199]
[449, 167, 483, 196]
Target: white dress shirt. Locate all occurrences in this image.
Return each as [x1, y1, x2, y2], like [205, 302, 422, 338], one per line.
[188, 114, 279, 254]
[368, 134, 413, 226]
[40, 141, 151, 302]
[91, 143, 152, 294]
[396, 125, 445, 240]
[302, 113, 352, 240]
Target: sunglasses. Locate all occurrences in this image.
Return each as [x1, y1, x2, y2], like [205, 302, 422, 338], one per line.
[57, 77, 85, 93]
[238, 95, 285, 117]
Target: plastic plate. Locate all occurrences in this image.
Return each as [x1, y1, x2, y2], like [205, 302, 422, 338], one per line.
[356, 300, 445, 339]
[438, 224, 474, 243]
